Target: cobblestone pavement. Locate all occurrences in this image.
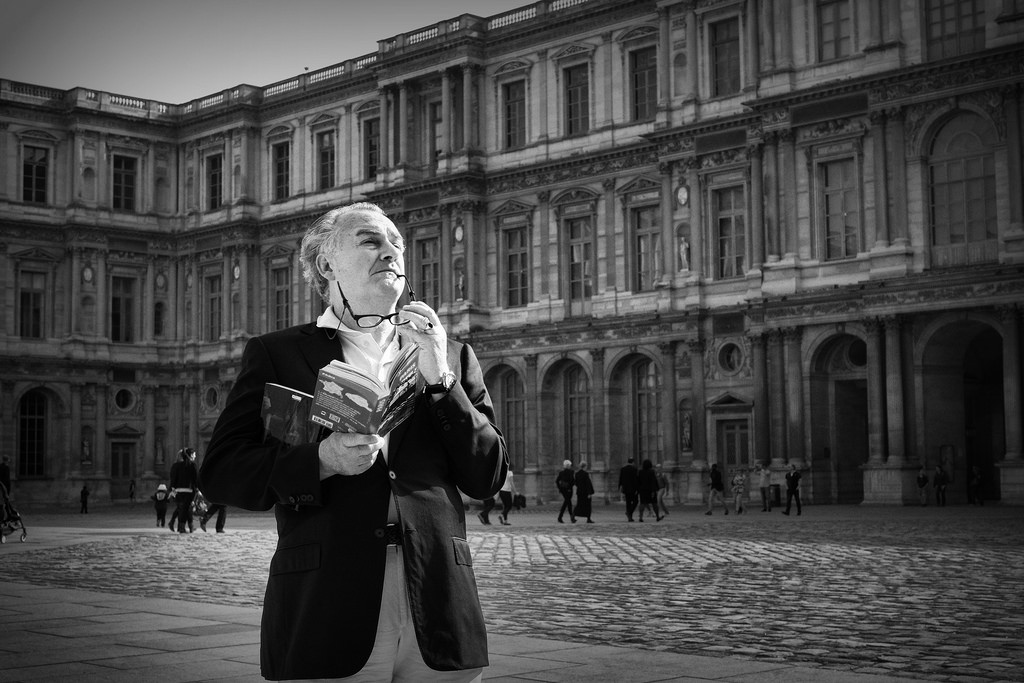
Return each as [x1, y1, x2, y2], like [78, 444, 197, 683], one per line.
[2, 505, 1023, 682]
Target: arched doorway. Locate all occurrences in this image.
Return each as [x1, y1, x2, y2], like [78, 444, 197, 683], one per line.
[808, 334, 868, 504]
[921, 319, 1004, 504]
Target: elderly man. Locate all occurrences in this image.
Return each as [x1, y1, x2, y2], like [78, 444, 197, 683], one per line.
[200, 202, 507, 681]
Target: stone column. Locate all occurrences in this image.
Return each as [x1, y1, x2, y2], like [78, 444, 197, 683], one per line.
[221, 252, 230, 338]
[768, 329, 786, 466]
[536, 49, 549, 141]
[398, 82, 409, 166]
[524, 353, 540, 471]
[780, 129, 797, 258]
[687, 340, 707, 468]
[865, 318, 886, 464]
[660, 341, 678, 467]
[70, 383, 82, 477]
[760, 0, 775, 71]
[750, 332, 770, 463]
[96, 251, 108, 339]
[441, 70, 452, 156]
[538, 190, 552, 298]
[870, 110, 889, 248]
[887, 109, 909, 245]
[777, 0, 793, 70]
[1005, 88, 1023, 231]
[143, 386, 156, 478]
[686, 161, 703, 278]
[462, 66, 475, 150]
[591, 348, 609, 474]
[883, 316, 906, 465]
[379, 89, 391, 169]
[764, 132, 780, 261]
[660, 162, 675, 281]
[143, 257, 155, 340]
[745, 0, 759, 86]
[1001, 306, 1023, 461]
[866, 0, 883, 47]
[70, 248, 82, 334]
[95, 385, 108, 475]
[749, 143, 764, 268]
[784, 327, 805, 468]
[684, 5, 698, 101]
[657, 7, 671, 113]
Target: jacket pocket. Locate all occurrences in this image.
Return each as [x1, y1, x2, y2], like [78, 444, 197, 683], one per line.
[270, 542, 321, 575]
[452, 537, 473, 567]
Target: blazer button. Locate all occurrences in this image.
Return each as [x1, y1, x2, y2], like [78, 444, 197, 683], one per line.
[389, 470, 397, 480]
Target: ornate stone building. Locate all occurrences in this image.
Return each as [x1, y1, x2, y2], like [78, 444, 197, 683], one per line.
[1, 0, 1022, 506]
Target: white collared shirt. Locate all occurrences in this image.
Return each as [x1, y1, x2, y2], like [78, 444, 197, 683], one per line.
[315, 306, 402, 463]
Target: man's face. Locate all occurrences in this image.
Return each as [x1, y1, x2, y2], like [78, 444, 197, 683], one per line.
[324, 210, 406, 313]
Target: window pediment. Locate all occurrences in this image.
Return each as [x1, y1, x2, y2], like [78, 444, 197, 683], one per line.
[12, 247, 60, 263]
[553, 43, 595, 62]
[495, 59, 532, 77]
[618, 25, 658, 45]
[493, 198, 536, 215]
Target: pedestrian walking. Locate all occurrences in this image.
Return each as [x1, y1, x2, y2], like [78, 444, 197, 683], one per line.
[556, 459, 576, 523]
[128, 479, 136, 505]
[969, 465, 983, 506]
[497, 469, 517, 525]
[618, 457, 639, 522]
[151, 484, 170, 527]
[731, 468, 748, 514]
[782, 464, 802, 516]
[916, 467, 929, 507]
[79, 484, 89, 514]
[200, 499, 228, 532]
[169, 447, 198, 533]
[638, 459, 662, 522]
[934, 464, 949, 507]
[477, 496, 496, 525]
[655, 463, 670, 517]
[758, 463, 773, 512]
[705, 463, 728, 515]
[574, 462, 595, 523]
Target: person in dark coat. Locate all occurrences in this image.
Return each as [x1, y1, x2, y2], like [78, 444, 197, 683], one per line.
[199, 203, 507, 681]
[783, 463, 802, 516]
[574, 462, 595, 523]
[618, 457, 639, 521]
[79, 484, 89, 514]
[169, 447, 198, 533]
[705, 463, 728, 515]
[637, 459, 662, 522]
[555, 459, 576, 523]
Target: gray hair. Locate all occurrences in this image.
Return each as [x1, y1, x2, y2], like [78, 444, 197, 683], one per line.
[300, 202, 388, 300]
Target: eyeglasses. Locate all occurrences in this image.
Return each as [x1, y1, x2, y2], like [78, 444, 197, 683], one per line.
[336, 274, 417, 329]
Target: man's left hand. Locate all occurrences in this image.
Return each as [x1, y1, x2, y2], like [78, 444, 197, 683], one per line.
[400, 301, 448, 383]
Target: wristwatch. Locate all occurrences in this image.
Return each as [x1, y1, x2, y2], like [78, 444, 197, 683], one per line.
[424, 370, 456, 395]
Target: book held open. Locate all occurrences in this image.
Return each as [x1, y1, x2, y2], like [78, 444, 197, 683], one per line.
[261, 344, 420, 445]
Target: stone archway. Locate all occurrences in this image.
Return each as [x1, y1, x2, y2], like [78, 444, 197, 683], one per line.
[921, 320, 1004, 504]
[808, 333, 869, 504]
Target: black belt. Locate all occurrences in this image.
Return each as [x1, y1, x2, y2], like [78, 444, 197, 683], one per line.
[375, 523, 403, 546]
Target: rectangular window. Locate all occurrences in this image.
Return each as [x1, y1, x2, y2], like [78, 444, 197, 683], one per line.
[564, 64, 590, 136]
[364, 118, 380, 179]
[272, 142, 290, 200]
[926, 0, 985, 60]
[504, 226, 529, 308]
[818, 0, 852, 61]
[499, 374, 526, 472]
[566, 368, 591, 463]
[821, 159, 860, 259]
[272, 267, 292, 331]
[18, 392, 46, 477]
[633, 206, 661, 291]
[503, 80, 526, 149]
[19, 270, 45, 338]
[567, 216, 594, 301]
[719, 419, 750, 473]
[207, 153, 223, 211]
[930, 156, 997, 245]
[630, 46, 657, 121]
[112, 155, 137, 211]
[415, 237, 441, 310]
[317, 130, 336, 191]
[714, 186, 746, 279]
[110, 443, 133, 478]
[23, 146, 48, 203]
[111, 276, 135, 342]
[633, 362, 663, 463]
[710, 17, 741, 97]
[206, 274, 222, 341]
[429, 101, 443, 168]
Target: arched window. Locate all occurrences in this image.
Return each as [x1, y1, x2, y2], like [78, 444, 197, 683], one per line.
[564, 365, 591, 465]
[18, 390, 47, 477]
[632, 359, 662, 463]
[491, 367, 526, 471]
[929, 112, 997, 267]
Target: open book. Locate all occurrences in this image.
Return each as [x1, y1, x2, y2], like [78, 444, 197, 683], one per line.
[261, 344, 419, 444]
[311, 344, 419, 436]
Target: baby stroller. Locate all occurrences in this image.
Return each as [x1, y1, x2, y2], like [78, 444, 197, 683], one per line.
[1, 482, 27, 543]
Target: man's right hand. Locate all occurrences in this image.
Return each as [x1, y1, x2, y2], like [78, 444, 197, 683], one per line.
[318, 432, 385, 479]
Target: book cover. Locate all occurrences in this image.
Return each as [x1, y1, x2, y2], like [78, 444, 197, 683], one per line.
[310, 344, 420, 436]
[261, 383, 321, 446]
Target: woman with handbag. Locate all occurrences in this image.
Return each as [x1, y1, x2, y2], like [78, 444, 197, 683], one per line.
[574, 462, 595, 523]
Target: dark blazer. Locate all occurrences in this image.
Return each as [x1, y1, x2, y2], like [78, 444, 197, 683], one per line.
[200, 322, 507, 680]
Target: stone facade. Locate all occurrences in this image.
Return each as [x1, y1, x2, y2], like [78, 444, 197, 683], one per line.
[1, 0, 1022, 506]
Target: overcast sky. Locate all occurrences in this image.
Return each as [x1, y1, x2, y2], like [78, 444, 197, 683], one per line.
[0, 0, 522, 103]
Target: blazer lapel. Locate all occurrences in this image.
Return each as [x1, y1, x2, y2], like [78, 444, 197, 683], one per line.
[299, 323, 346, 375]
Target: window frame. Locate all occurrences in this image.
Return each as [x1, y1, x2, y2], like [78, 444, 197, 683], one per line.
[270, 264, 292, 331]
[315, 128, 337, 192]
[631, 358, 663, 464]
[111, 153, 139, 212]
[18, 390, 48, 478]
[271, 140, 291, 201]
[502, 79, 527, 150]
[562, 62, 591, 137]
[563, 364, 592, 465]
[816, 155, 862, 261]
[110, 273, 138, 343]
[706, 179, 747, 280]
[410, 229, 442, 311]
[925, 0, 985, 61]
[816, 0, 854, 62]
[205, 151, 224, 211]
[17, 267, 48, 339]
[204, 271, 223, 342]
[628, 44, 658, 122]
[628, 200, 662, 292]
[492, 367, 527, 472]
[22, 143, 51, 204]
[362, 115, 381, 180]
[707, 14, 742, 99]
